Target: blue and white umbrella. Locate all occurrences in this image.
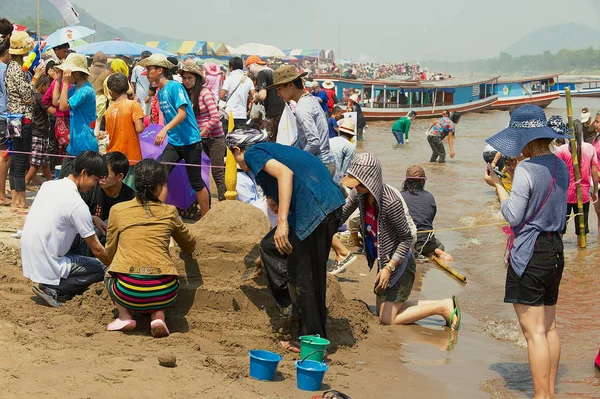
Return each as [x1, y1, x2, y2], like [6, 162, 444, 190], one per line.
[44, 26, 95, 48]
[71, 40, 174, 57]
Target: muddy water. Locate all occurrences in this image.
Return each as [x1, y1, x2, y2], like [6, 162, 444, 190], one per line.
[340, 98, 600, 398]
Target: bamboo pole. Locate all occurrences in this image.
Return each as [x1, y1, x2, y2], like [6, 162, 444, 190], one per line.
[224, 111, 238, 200]
[565, 87, 586, 248]
[429, 255, 467, 283]
[36, 0, 41, 42]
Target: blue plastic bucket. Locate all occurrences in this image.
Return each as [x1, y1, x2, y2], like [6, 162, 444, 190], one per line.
[295, 359, 328, 391]
[249, 350, 282, 381]
[54, 165, 61, 179]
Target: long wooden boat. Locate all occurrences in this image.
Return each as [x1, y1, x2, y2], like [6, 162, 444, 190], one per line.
[314, 76, 499, 120]
[492, 74, 560, 110]
[557, 77, 600, 97]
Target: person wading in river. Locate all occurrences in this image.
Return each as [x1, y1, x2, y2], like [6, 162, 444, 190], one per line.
[484, 105, 570, 399]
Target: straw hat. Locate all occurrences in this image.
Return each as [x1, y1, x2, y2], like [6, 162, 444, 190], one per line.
[178, 60, 203, 76]
[204, 63, 220, 76]
[322, 80, 334, 89]
[245, 55, 266, 68]
[265, 65, 308, 89]
[349, 94, 360, 104]
[55, 53, 90, 75]
[485, 105, 572, 157]
[580, 108, 591, 123]
[9, 31, 35, 55]
[338, 118, 356, 136]
[138, 54, 175, 70]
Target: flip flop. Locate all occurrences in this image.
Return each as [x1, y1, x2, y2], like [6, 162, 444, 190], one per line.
[150, 319, 170, 338]
[280, 340, 301, 353]
[107, 318, 137, 332]
[32, 286, 61, 308]
[447, 295, 461, 331]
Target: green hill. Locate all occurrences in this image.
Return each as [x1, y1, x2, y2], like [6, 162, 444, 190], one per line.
[0, 0, 174, 42]
[504, 23, 600, 56]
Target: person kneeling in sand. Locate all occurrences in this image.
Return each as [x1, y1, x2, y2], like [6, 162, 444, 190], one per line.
[103, 158, 196, 337]
[340, 153, 461, 328]
[21, 151, 111, 308]
[400, 165, 453, 263]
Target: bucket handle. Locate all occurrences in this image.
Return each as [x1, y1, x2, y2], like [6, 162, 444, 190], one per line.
[299, 350, 328, 364]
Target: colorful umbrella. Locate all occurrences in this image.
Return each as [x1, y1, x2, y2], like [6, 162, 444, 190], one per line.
[71, 40, 173, 56]
[235, 43, 285, 58]
[139, 124, 210, 210]
[44, 26, 95, 48]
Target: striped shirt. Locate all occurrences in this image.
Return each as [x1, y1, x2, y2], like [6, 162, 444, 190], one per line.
[195, 88, 224, 138]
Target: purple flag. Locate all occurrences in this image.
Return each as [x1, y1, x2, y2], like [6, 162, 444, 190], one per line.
[139, 124, 210, 210]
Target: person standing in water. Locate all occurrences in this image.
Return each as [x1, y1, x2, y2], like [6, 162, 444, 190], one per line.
[427, 111, 460, 163]
[391, 111, 416, 144]
[484, 105, 570, 399]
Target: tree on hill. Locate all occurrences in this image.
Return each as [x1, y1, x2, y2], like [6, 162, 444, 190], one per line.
[17, 17, 61, 37]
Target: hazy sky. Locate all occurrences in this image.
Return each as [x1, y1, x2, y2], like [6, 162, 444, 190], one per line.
[72, 0, 599, 62]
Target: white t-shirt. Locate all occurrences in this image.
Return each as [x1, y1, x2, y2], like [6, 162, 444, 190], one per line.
[21, 178, 96, 285]
[130, 65, 150, 102]
[222, 70, 255, 119]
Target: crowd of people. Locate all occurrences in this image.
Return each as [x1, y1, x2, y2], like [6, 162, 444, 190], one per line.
[2, 16, 600, 397]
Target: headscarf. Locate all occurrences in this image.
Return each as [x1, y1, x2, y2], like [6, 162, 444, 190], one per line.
[110, 59, 129, 76]
[225, 127, 268, 150]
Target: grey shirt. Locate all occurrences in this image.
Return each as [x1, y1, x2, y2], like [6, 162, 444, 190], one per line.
[294, 94, 334, 164]
[501, 154, 569, 276]
[329, 136, 355, 182]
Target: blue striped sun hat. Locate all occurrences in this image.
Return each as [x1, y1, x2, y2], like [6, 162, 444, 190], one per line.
[485, 105, 572, 157]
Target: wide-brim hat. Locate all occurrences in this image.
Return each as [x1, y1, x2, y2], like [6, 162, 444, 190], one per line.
[339, 118, 356, 136]
[349, 94, 360, 104]
[485, 105, 572, 157]
[55, 53, 90, 75]
[581, 108, 591, 123]
[178, 60, 203, 76]
[265, 65, 308, 89]
[204, 63, 220, 76]
[139, 54, 175, 70]
[9, 31, 35, 55]
[322, 80, 334, 89]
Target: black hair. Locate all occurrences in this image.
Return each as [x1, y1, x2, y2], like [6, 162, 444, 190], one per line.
[141, 50, 152, 59]
[45, 59, 56, 75]
[106, 73, 130, 96]
[53, 42, 70, 51]
[35, 75, 49, 89]
[0, 38, 9, 57]
[134, 158, 168, 207]
[104, 151, 130, 177]
[0, 18, 13, 38]
[183, 71, 206, 116]
[408, 111, 417, 117]
[72, 151, 108, 178]
[166, 56, 179, 76]
[331, 106, 342, 114]
[157, 65, 173, 80]
[292, 78, 304, 90]
[229, 56, 243, 71]
[450, 111, 461, 124]
[148, 86, 157, 95]
[402, 178, 425, 194]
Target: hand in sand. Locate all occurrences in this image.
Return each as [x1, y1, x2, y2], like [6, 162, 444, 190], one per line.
[374, 267, 391, 295]
[154, 128, 168, 146]
[274, 221, 293, 255]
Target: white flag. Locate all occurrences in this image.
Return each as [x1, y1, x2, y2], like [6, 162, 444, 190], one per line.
[48, 0, 80, 26]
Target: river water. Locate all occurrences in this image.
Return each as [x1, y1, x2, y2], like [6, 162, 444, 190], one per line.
[343, 98, 600, 398]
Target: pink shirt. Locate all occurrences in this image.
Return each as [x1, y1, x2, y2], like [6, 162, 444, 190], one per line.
[556, 143, 598, 204]
[42, 80, 70, 118]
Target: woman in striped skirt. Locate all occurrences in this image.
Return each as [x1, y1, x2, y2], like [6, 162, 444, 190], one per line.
[104, 158, 196, 338]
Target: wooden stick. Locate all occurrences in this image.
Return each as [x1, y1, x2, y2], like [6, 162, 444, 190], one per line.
[565, 87, 586, 248]
[429, 255, 467, 283]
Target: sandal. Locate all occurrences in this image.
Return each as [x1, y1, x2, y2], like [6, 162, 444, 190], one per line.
[280, 340, 301, 353]
[32, 285, 62, 308]
[150, 319, 170, 338]
[322, 390, 352, 399]
[107, 318, 137, 332]
[447, 295, 461, 331]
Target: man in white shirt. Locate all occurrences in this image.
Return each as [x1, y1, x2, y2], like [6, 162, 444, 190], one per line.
[130, 51, 152, 115]
[220, 57, 255, 129]
[21, 151, 111, 307]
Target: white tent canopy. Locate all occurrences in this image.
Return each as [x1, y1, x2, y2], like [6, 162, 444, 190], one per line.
[235, 43, 285, 58]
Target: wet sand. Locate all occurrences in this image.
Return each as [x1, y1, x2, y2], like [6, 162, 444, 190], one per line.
[1, 99, 600, 398]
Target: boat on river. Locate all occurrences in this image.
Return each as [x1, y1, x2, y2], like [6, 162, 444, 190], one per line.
[557, 77, 600, 97]
[314, 76, 499, 120]
[491, 74, 560, 110]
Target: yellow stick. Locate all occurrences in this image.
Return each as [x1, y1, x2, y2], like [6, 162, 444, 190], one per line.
[565, 88, 586, 248]
[429, 255, 467, 283]
[224, 111, 238, 200]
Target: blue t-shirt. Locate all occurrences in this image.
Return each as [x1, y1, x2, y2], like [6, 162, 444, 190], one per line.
[327, 117, 339, 138]
[244, 143, 345, 241]
[67, 81, 98, 155]
[157, 80, 201, 147]
[313, 91, 329, 113]
[0, 62, 7, 115]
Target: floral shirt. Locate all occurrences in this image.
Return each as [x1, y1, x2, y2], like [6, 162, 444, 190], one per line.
[428, 116, 455, 139]
[5, 61, 35, 120]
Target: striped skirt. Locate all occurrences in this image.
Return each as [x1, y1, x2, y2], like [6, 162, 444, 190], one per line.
[106, 273, 179, 313]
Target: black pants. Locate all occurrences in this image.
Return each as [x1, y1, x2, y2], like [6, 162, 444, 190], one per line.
[58, 154, 75, 179]
[562, 201, 590, 236]
[260, 207, 342, 338]
[159, 142, 207, 192]
[9, 123, 32, 192]
[428, 135, 446, 163]
[202, 136, 227, 201]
